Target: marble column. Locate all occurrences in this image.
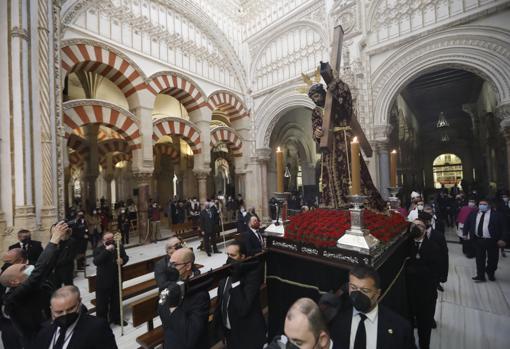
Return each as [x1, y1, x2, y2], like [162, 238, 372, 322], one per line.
[10, 0, 36, 230]
[498, 103, 510, 190]
[84, 125, 100, 211]
[256, 148, 272, 223]
[193, 168, 210, 205]
[133, 172, 152, 243]
[377, 143, 390, 200]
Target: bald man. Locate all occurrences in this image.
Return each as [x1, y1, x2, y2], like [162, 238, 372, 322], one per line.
[155, 237, 192, 291]
[34, 285, 117, 349]
[1, 248, 27, 272]
[158, 248, 210, 349]
[1, 222, 69, 348]
[268, 298, 332, 349]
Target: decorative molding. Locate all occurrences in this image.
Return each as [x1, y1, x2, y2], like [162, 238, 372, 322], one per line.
[10, 27, 31, 42]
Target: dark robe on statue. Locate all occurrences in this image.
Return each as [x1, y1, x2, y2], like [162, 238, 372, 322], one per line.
[311, 78, 386, 211]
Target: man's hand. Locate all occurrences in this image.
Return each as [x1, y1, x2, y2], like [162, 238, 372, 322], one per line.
[497, 240, 507, 248]
[314, 127, 324, 139]
[106, 244, 115, 251]
[50, 222, 69, 244]
[116, 258, 123, 266]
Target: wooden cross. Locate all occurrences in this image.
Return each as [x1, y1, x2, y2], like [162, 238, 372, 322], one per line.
[320, 25, 373, 157]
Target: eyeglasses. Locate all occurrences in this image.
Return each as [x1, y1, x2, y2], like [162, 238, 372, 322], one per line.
[166, 243, 182, 251]
[349, 283, 376, 295]
[169, 261, 190, 268]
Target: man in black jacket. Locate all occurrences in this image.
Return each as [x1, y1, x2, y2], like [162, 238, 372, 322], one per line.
[406, 219, 442, 349]
[0, 222, 69, 348]
[158, 248, 210, 349]
[330, 264, 415, 349]
[50, 231, 80, 287]
[214, 241, 266, 349]
[241, 216, 264, 256]
[463, 199, 507, 281]
[93, 232, 129, 325]
[9, 229, 43, 265]
[33, 285, 117, 349]
[199, 200, 220, 256]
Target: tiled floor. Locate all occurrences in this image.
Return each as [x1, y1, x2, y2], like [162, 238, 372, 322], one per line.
[5, 227, 509, 348]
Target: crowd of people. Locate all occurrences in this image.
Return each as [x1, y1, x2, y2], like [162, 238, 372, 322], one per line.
[0, 183, 508, 349]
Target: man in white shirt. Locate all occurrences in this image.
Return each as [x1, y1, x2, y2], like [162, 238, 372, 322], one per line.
[330, 264, 415, 349]
[269, 297, 333, 349]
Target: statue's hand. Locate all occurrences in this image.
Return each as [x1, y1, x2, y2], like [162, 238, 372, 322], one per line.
[314, 127, 324, 138]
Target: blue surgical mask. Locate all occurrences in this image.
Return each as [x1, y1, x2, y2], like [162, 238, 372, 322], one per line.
[23, 265, 35, 277]
[479, 204, 489, 212]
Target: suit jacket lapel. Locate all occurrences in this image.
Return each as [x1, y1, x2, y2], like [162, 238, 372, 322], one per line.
[335, 309, 352, 349]
[376, 307, 387, 349]
[67, 315, 86, 349]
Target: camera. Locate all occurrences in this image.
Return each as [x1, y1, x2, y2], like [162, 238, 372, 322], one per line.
[158, 281, 186, 307]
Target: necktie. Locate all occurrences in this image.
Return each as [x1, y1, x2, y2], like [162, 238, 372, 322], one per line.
[53, 327, 67, 349]
[477, 212, 486, 238]
[256, 231, 263, 246]
[221, 277, 232, 328]
[354, 313, 367, 349]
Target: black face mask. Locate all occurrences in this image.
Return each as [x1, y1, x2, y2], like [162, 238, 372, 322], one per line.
[166, 266, 180, 282]
[20, 237, 31, 244]
[54, 310, 80, 328]
[226, 257, 237, 265]
[349, 291, 373, 313]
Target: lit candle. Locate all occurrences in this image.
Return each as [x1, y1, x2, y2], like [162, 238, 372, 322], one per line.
[350, 137, 360, 195]
[276, 147, 284, 193]
[390, 149, 398, 187]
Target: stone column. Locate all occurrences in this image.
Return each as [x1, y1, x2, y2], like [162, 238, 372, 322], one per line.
[256, 148, 272, 222]
[84, 125, 100, 211]
[498, 103, 510, 190]
[193, 168, 210, 205]
[377, 143, 390, 200]
[133, 172, 152, 243]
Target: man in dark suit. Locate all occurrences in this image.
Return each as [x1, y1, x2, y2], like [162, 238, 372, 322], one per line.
[33, 285, 117, 349]
[9, 229, 43, 265]
[214, 240, 266, 348]
[406, 219, 442, 349]
[50, 228, 80, 288]
[241, 216, 264, 256]
[330, 264, 415, 349]
[199, 200, 220, 256]
[0, 222, 69, 348]
[420, 210, 448, 286]
[93, 232, 129, 325]
[463, 199, 507, 281]
[158, 248, 210, 349]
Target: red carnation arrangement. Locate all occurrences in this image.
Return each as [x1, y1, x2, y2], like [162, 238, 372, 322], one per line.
[284, 209, 408, 248]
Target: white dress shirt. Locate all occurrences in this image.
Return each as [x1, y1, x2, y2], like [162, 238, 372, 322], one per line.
[48, 316, 80, 349]
[475, 210, 491, 238]
[349, 305, 379, 349]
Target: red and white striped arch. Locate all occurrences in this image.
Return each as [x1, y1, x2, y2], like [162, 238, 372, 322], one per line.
[152, 117, 201, 155]
[147, 72, 209, 113]
[61, 40, 146, 99]
[100, 153, 132, 167]
[210, 126, 243, 157]
[154, 143, 180, 162]
[72, 126, 124, 142]
[208, 90, 249, 121]
[98, 139, 131, 158]
[63, 101, 141, 151]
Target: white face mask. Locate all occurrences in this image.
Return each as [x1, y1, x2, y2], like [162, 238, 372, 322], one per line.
[417, 205, 424, 211]
[23, 265, 35, 277]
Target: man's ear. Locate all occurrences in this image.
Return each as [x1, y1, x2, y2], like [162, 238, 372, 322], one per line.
[318, 331, 330, 349]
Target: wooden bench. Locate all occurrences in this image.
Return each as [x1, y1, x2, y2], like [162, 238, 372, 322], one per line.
[131, 253, 267, 349]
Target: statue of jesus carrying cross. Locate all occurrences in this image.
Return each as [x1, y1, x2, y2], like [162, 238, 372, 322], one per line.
[306, 26, 386, 211]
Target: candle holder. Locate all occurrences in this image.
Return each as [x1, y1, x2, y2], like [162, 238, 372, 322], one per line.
[264, 191, 291, 237]
[336, 195, 380, 254]
[387, 186, 401, 210]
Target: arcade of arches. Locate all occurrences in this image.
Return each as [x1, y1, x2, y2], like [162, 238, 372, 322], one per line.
[1, 0, 510, 252]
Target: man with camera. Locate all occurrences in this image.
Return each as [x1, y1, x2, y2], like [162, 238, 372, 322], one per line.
[214, 240, 266, 349]
[0, 222, 69, 348]
[93, 232, 129, 326]
[158, 248, 210, 349]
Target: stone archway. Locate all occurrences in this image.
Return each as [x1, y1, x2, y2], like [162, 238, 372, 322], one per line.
[372, 25, 510, 126]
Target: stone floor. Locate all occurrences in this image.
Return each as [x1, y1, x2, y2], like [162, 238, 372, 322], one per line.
[4, 227, 509, 348]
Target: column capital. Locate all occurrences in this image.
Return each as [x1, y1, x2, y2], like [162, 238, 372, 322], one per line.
[133, 171, 153, 186]
[193, 168, 211, 180]
[255, 147, 272, 163]
[370, 124, 392, 142]
[497, 103, 510, 126]
[370, 140, 390, 153]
